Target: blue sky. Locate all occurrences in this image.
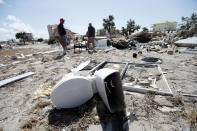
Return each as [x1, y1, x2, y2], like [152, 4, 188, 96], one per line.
[0, 0, 197, 41]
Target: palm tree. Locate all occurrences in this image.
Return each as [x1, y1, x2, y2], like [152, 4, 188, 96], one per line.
[15, 32, 28, 44]
[191, 13, 197, 33]
[126, 19, 141, 35]
[191, 13, 197, 23]
[142, 27, 149, 32]
[121, 27, 128, 37]
[179, 13, 197, 37]
[135, 25, 141, 32]
[126, 19, 135, 35]
[103, 15, 115, 38]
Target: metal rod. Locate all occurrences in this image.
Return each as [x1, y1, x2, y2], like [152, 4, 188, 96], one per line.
[107, 61, 128, 64]
[120, 63, 129, 80]
[123, 86, 173, 96]
[90, 60, 107, 74]
[124, 86, 197, 98]
[107, 61, 158, 68]
[183, 93, 197, 98]
[108, 62, 158, 68]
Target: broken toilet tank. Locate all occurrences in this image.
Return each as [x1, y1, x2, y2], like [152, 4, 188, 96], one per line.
[50, 68, 125, 113]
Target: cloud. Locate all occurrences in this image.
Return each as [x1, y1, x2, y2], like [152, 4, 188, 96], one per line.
[7, 15, 21, 22]
[0, 15, 33, 41]
[0, 27, 11, 41]
[0, 15, 49, 41]
[34, 30, 48, 39]
[6, 15, 33, 34]
[0, 28, 9, 34]
[3, 22, 8, 26]
[9, 22, 33, 32]
[0, 0, 5, 4]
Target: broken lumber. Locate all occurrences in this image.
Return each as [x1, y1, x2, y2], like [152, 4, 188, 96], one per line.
[71, 61, 90, 72]
[0, 72, 35, 87]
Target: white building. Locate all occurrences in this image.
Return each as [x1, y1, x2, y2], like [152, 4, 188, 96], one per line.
[25, 33, 33, 41]
[47, 25, 59, 38]
[96, 29, 107, 36]
[152, 21, 177, 33]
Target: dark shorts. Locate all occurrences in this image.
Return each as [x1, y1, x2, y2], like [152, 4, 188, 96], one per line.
[61, 35, 67, 43]
[88, 37, 95, 41]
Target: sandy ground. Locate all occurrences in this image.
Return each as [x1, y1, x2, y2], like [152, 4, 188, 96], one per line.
[0, 43, 197, 131]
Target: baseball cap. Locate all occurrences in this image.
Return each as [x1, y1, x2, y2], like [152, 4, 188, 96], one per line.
[60, 18, 64, 22]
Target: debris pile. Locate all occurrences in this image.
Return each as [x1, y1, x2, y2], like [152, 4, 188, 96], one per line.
[0, 33, 197, 131]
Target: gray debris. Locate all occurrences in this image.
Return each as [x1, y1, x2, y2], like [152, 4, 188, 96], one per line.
[167, 51, 174, 55]
[0, 64, 5, 68]
[41, 57, 49, 63]
[154, 96, 173, 107]
[11, 56, 18, 60]
[39, 106, 52, 120]
[141, 57, 162, 63]
[179, 48, 197, 54]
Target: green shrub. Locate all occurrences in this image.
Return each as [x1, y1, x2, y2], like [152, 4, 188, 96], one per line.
[48, 37, 59, 45]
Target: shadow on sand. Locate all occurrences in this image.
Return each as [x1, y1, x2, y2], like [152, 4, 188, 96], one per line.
[48, 95, 129, 131]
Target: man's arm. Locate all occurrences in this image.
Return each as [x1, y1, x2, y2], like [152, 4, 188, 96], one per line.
[57, 26, 61, 37]
[88, 27, 90, 37]
[57, 26, 62, 44]
[93, 27, 95, 37]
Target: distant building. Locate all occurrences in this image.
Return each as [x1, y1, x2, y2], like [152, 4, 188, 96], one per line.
[96, 29, 107, 36]
[152, 21, 177, 33]
[25, 33, 33, 41]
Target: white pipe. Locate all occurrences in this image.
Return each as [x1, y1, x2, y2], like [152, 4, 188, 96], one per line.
[123, 86, 173, 96]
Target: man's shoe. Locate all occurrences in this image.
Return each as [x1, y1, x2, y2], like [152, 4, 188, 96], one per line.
[93, 49, 97, 53]
[88, 49, 93, 54]
[62, 50, 67, 55]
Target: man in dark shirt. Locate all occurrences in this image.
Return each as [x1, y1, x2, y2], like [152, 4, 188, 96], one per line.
[87, 23, 96, 52]
[58, 18, 67, 55]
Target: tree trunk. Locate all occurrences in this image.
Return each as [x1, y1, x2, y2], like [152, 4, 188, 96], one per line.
[109, 28, 111, 38]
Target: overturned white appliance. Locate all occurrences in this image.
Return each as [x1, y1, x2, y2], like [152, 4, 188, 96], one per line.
[174, 36, 197, 47]
[50, 68, 125, 113]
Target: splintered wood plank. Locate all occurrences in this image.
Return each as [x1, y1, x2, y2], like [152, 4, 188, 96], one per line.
[0, 72, 35, 87]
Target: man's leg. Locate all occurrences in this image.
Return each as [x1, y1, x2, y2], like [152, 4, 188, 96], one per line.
[92, 39, 95, 48]
[87, 39, 90, 49]
[59, 37, 66, 50]
[64, 41, 67, 50]
[92, 38, 97, 53]
[62, 36, 67, 55]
